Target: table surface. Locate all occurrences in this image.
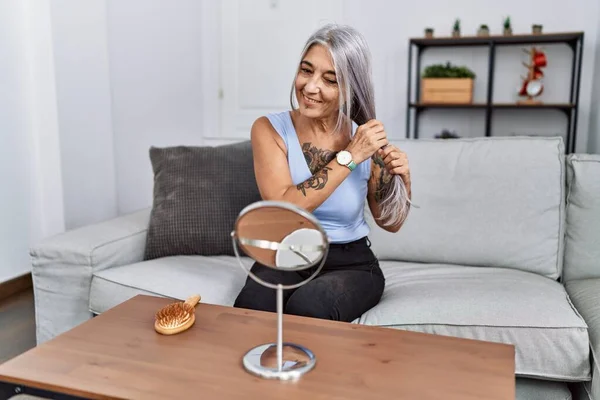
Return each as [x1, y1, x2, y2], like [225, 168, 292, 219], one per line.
[0, 295, 515, 399]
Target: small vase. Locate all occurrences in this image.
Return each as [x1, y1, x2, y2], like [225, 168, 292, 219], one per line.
[532, 25, 543, 35]
[452, 29, 460, 38]
[503, 27, 512, 36]
[425, 29, 434, 38]
[477, 27, 489, 37]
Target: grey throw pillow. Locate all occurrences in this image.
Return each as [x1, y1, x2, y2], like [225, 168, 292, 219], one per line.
[144, 140, 261, 260]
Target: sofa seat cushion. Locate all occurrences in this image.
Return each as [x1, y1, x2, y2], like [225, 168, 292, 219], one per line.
[355, 261, 590, 381]
[89, 255, 248, 314]
[565, 279, 600, 399]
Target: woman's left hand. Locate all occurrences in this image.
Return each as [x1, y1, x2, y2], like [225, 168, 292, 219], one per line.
[377, 145, 411, 186]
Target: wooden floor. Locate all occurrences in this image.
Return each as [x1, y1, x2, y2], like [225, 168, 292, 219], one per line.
[0, 288, 36, 364]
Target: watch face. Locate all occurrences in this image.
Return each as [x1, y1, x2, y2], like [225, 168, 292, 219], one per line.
[337, 151, 352, 165]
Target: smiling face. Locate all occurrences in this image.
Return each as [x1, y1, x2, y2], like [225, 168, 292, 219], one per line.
[294, 44, 340, 120]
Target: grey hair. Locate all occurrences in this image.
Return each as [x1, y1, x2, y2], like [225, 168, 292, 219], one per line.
[290, 23, 410, 227]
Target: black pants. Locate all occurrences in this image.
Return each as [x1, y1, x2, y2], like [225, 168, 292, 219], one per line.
[233, 237, 385, 322]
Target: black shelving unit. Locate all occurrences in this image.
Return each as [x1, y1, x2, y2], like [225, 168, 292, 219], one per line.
[406, 32, 584, 153]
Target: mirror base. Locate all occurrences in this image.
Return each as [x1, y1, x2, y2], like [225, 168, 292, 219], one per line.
[242, 343, 316, 380]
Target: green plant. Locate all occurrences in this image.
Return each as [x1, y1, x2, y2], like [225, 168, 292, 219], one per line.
[422, 62, 476, 79]
[503, 16, 511, 29]
[480, 24, 489, 29]
[435, 129, 460, 139]
[453, 19, 460, 31]
[425, 27, 434, 32]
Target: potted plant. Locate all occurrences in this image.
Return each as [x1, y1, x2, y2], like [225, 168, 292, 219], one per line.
[478, 24, 490, 36]
[435, 129, 460, 139]
[503, 16, 512, 36]
[421, 62, 476, 104]
[424, 27, 434, 38]
[452, 19, 461, 37]
[532, 24, 543, 35]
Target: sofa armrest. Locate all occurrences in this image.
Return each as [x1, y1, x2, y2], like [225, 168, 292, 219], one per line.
[30, 208, 151, 344]
[565, 279, 600, 400]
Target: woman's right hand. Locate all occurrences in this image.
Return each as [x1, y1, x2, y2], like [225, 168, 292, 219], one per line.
[345, 119, 389, 164]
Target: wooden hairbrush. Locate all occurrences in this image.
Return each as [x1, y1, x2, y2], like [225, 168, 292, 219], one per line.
[154, 294, 201, 335]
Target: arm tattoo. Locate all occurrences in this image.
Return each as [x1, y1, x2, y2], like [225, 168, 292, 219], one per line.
[296, 143, 336, 197]
[372, 155, 393, 203]
[302, 142, 336, 174]
[297, 166, 332, 196]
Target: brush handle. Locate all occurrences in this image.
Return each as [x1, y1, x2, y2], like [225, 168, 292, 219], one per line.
[184, 294, 201, 307]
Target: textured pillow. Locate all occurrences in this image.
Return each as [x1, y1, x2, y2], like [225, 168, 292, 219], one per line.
[144, 140, 261, 260]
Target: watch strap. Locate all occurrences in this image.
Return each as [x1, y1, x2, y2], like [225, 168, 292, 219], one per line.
[347, 160, 357, 171]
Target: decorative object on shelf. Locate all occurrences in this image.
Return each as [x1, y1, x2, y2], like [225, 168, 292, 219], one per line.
[424, 27, 434, 38]
[407, 32, 583, 154]
[503, 17, 512, 36]
[435, 129, 460, 139]
[231, 200, 329, 380]
[532, 24, 543, 35]
[518, 47, 547, 104]
[423, 63, 476, 79]
[452, 19, 461, 37]
[421, 62, 476, 104]
[478, 24, 490, 37]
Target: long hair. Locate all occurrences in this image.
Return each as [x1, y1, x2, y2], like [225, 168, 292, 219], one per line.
[290, 23, 410, 227]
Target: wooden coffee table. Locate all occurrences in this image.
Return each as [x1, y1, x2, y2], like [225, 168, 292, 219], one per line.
[0, 295, 515, 399]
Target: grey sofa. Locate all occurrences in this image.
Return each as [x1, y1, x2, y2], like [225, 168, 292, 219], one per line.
[30, 136, 600, 400]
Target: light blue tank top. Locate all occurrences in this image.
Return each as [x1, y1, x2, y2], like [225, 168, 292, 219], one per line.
[266, 111, 371, 244]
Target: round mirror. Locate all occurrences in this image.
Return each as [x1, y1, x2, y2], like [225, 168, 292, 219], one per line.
[232, 201, 329, 287]
[230, 200, 330, 380]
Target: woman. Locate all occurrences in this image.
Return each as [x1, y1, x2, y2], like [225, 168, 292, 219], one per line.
[233, 23, 412, 322]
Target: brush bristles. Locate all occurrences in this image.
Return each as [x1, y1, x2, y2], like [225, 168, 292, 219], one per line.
[155, 303, 193, 329]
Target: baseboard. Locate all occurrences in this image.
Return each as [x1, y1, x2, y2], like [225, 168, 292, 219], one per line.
[0, 272, 32, 302]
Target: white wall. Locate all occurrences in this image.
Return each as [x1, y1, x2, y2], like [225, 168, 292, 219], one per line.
[25, 1, 66, 245]
[0, 0, 64, 283]
[106, 0, 205, 214]
[50, 0, 118, 229]
[0, 1, 31, 283]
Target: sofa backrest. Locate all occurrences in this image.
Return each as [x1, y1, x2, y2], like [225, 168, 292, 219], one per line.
[366, 137, 565, 279]
[563, 154, 600, 281]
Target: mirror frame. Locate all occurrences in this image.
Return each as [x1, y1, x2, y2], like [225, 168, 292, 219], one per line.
[231, 200, 330, 290]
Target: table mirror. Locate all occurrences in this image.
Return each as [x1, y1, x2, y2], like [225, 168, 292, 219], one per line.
[231, 200, 329, 380]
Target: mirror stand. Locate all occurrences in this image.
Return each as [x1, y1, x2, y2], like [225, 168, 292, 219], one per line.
[232, 237, 319, 380]
[231, 200, 329, 380]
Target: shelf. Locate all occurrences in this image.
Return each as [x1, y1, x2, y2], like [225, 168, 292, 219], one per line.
[409, 103, 576, 111]
[406, 31, 584, 153]
[410, 32, 583, 48]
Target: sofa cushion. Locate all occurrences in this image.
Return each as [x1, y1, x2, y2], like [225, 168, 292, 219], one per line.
[355, 261, 590, 381]
[565, 279, 600, 399]
[564, 154, 600, 281]
[368, 137, 565, 279]
[89, 255, 248, 314]
[144, 141, 261, 260]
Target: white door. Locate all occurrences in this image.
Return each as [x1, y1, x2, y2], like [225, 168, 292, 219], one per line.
[215, 0, 344, 142]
